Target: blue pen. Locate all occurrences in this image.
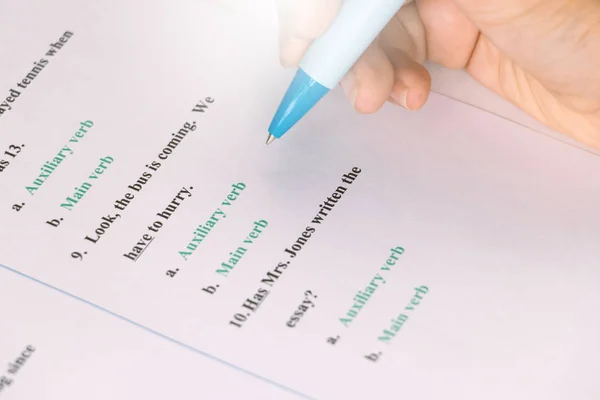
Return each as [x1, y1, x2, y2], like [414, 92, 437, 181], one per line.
[267, 0, 406, 144]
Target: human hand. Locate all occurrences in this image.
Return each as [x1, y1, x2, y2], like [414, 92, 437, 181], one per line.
[276, 0, 600, 150]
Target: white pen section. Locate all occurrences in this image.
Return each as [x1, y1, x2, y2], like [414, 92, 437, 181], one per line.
[299, 0, 406, 89]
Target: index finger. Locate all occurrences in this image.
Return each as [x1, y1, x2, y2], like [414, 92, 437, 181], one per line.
[276, 0, 342, 66]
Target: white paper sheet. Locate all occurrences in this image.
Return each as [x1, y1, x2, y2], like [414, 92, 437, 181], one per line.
[0, 1, 598, 399]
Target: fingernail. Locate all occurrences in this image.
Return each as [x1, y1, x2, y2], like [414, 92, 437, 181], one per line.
[391, 90, 410, 110]
[340, 71, 358, 108]
[408, 89, 428, 110]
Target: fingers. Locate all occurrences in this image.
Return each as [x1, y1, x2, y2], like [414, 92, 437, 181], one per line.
[276, 0, 342, 67]
[381, 1, 432, 110]
[415, 0, 479, 69]
[338, 42, 432, 114]
[276, 0, 435, 113]
[341, 1, 432, 113]
[340, 44, 395, 114]
[388, 51, 432, 110]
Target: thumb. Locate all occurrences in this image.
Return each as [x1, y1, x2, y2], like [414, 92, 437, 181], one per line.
[276, 0, 342, 67]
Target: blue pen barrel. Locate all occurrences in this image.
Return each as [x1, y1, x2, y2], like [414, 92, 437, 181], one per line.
[300, 0, 407, 89]
[268, 0, 406, 140]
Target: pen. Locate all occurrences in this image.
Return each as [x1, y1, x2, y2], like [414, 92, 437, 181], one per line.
[267, 0, 406, 144]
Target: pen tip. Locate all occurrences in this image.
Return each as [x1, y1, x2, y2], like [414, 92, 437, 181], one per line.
[266, 134, 276, 145]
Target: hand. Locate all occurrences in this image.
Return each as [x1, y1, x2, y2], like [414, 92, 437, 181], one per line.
[276, 0, 600, 150]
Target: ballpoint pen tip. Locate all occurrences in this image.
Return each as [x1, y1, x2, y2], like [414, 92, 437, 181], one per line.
[266, 134, 276, 145]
